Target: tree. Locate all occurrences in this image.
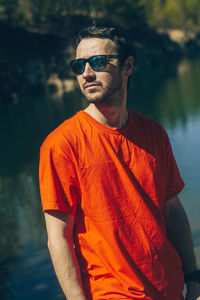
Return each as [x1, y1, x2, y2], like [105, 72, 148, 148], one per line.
[0, 0, 19, 22]
[185, 0, 200, 28]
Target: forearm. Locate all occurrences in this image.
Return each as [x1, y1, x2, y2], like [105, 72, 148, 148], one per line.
[164, 197, 197, 276]
[48, 236, 86, 300]
[44, 211, 86, 300]
[165, 196, 200, 300]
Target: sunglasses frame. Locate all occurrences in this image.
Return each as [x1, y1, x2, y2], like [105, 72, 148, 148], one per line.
[70, 55, 122, 75]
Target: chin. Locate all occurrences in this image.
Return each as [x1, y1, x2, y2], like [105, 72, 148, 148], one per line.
[85, 93, 105, 104]
[86, 99, 104, 104]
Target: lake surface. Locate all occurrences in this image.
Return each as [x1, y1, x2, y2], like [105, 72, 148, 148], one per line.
[0, 57, 200, 299]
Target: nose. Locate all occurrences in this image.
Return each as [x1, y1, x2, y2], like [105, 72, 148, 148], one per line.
[82, 62, 96, 81]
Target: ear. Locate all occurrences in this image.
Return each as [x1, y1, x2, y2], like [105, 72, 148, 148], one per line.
[124, 56, 134, 76]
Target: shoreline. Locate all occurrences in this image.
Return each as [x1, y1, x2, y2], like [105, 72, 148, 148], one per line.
[0, 20, 200, 108]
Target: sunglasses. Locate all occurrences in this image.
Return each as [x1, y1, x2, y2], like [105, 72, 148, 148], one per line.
[70, 55, 122, 75]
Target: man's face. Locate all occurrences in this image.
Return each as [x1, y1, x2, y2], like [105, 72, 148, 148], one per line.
[75, 38, 128, 106]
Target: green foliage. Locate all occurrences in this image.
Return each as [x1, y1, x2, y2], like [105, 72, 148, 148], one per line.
[184, 0, 200, 28]
[163, 0, 186, 27]
[0, 0, 19, 22]
[0, 0, 200, 29]
[96, 0, 146, 23]
[145, 0, 200, 29]
[30, 0, 66, 18]
[29, 0, 92, 19]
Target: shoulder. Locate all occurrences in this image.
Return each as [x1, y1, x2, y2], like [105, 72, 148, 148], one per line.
[129, 110, 170, 151]
[131, 110, 162, 129]
[131, 111, 167, 137]
[40, 111, 85, 158]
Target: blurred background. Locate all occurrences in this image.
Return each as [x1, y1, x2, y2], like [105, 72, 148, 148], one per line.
[0, 1, 200, 299]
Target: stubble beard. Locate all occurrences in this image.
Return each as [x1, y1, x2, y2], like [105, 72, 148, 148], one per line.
[83, 73, 124, 108]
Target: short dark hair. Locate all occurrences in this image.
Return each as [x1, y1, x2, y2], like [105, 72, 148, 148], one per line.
[75, 23, 135, 65]
[74, 22, 135, 88]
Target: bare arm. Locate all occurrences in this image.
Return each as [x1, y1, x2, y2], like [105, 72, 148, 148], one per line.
[164, 196, 200, 299]
[44, 210, 86, 300]
[164, 196, 197, 275]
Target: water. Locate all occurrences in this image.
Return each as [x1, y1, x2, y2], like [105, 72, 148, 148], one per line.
[0, 58, 200, 299]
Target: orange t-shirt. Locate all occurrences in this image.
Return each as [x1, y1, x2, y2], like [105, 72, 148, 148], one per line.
[39, 110, 185, 300]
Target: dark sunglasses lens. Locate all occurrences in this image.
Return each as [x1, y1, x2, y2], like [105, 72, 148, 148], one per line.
[90, 56, 107, 71]
[71, 59, 85, 75]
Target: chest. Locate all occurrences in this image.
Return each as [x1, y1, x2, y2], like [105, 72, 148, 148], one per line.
[74, 134, 166, 221]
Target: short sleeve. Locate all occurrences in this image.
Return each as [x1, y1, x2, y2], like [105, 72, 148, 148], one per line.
[163, 130, 185, 201]
[39, 145, 80, 214]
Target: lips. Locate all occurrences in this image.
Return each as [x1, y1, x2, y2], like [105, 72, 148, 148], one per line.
[84, 84, 98, 89]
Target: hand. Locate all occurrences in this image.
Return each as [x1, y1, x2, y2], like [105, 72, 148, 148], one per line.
[186, 282, 200, 300]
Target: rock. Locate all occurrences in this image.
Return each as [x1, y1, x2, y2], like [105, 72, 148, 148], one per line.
[63, 79, 77, 92]
[47, 75, 77, 99]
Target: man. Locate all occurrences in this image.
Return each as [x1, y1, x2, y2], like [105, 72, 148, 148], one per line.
[39, 24, 200, 300]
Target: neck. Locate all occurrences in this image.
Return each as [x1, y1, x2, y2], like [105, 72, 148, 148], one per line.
[84, 101, 129, 129]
